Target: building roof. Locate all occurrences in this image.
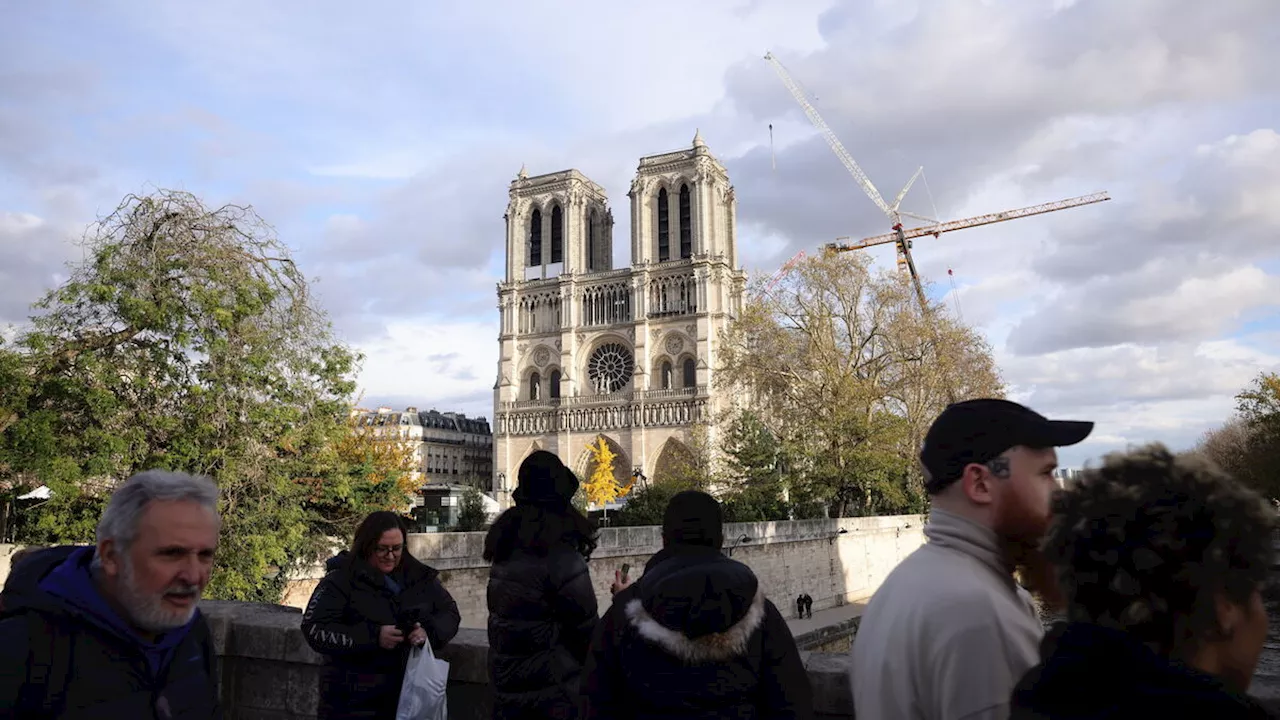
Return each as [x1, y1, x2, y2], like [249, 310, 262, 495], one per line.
[353, 407, 492, 435]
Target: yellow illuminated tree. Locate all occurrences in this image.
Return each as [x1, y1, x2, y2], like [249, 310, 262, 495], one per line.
[584, 436, 632, 508]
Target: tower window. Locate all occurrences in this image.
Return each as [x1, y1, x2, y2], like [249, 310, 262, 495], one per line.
[550, 204, 563, 264]
[679, 184, 692, 259]
[549, 369, 561, 399]
[529, 372, 541, 401]
[657, 188, 670, 262]
[528, 209, 542, 267]
[587, 210, 596, 271]
[682, 358, 697, 388]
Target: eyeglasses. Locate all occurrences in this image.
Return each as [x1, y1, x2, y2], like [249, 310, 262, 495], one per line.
[374, 544, 404, 558]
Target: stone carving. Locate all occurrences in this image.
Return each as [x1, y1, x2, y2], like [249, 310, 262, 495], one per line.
[533, 347, 551, 368]
[664, 334, 685, 355]
[684, 324, 696, 337]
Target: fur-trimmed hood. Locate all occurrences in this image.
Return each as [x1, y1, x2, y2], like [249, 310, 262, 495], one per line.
[624, 545, 766, 663]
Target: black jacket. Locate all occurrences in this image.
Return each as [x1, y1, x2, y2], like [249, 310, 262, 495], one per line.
[486, 543, 598, 719]
[301, 550, 461, 720]
[0, 546, 221, 720]
[581, 545, 812, 720]
[1010, 621, 1274, 719]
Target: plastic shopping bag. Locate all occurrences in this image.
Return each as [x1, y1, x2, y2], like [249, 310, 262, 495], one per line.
[396, 641, 450, 720]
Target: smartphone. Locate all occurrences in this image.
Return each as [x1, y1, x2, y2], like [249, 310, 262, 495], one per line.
[620, 563, 631, 583]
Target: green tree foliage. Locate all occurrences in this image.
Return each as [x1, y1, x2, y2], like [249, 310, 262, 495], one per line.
[610, 482, 683, 527]
[454, 486, 489, 531]
[0, 190, 414, 600]
[717, 251, 1002, 518]
[1199, 372, 1280, 501]
[719, 411, 790, 522]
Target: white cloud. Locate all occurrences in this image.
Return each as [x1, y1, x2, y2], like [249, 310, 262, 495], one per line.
[353, 318, 498, 419]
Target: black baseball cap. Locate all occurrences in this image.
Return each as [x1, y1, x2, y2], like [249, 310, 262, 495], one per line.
[920, 398, 1093, 494]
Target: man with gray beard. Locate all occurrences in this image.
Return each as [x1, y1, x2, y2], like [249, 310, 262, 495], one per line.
[0, 470, 223, 719]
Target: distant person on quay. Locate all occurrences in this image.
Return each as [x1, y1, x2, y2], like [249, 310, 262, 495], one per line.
[0, 470, 224, 719]
[1010, 443, 1275, 719]
[301, 511, 461, 720]
[850, 398, 1093, 720]
[485, 450, 600, 720]
[581, 490, 813, 720]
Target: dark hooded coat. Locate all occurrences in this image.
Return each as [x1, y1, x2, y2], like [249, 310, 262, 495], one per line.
[300, 550, 461, 720]
[580, 545, 812, 720]
[1009, 621, 1274, 719]
[0, 546, 221, 720]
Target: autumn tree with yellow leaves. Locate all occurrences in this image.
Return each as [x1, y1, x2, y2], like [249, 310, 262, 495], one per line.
[583, 436, 634, 509]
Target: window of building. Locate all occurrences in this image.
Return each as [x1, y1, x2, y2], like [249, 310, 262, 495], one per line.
[550, 204, 563, 264]
[528, 209, 542, 267]
[587, 210, 596, 271]
[549, 369, 561, 399]
[661, 362, 672, 390]
[682, 358, 696, 388]
[529, 372, 541, 400]
[679, 184, 692, 259]
[657, 188, 670, 262]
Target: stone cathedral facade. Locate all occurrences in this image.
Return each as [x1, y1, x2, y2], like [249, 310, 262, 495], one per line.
[492, 131, 746, 505]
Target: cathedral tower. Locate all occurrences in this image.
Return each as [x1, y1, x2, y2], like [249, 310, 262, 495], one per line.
[492, 132, 746, 507]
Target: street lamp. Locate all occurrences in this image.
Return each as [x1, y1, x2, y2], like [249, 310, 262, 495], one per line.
[727, 534, 752, 557]
[631, 467, 648, 490]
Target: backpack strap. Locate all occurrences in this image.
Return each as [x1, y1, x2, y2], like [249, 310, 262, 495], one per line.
[12, 610, 72, 717]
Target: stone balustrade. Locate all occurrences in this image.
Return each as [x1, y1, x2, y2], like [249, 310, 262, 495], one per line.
[204, 601, 854, 720]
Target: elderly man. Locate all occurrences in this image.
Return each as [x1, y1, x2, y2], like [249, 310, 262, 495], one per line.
[0, 470, 223, 719]
[850, 399, 1093, 720]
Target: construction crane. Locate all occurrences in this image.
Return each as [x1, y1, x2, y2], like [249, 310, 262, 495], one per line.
[763, 51, 1110, 311]
[761, 250, 806, 296]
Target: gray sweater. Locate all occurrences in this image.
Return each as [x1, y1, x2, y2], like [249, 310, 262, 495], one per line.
[849, 508, 1044, 720]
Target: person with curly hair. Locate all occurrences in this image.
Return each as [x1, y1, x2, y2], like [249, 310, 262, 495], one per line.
[1010, 443, 1276, 718]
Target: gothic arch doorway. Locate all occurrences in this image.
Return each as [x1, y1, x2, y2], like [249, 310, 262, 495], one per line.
[653, 438, 698, 486]
[576, 434, 632, 490]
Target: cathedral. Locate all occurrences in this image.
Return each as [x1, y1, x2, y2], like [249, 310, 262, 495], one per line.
[491, 131, 746, 505]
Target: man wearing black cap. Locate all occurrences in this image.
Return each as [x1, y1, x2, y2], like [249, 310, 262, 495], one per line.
[581, 490, 812, 719]
[849, 399, 1092, 720]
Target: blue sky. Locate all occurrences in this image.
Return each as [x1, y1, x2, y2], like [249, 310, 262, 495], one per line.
[3, 0, 1279, 470]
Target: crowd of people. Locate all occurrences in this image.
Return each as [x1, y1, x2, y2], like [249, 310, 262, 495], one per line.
[0, 397, 1275, 720]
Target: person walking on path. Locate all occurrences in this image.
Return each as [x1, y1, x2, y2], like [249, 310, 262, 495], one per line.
[0, 470, 224, 719]
[850, 399, 1093, 720]
[1009, 444, 1275, 719]
[301, 511, 461, 720]
[485, 451, 600, 720]
[581, 490, 812, 720]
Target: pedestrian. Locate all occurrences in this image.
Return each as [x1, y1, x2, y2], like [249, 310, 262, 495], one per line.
[849, 399, 1093, 720]
[581, 490, 813, 719]
[485, 451, 599, 720]
[1010, 444, 1275, 718]
[301, 510, 461, 720]
[795, 595, 805, 619]
[0, 470, 224, 718]
[802, 594, 813, 619]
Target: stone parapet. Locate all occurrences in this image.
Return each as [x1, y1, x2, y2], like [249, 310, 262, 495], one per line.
[203, 601, 855, 719]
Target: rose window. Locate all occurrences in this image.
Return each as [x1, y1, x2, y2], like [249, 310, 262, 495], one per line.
[587, 343, 634, 394]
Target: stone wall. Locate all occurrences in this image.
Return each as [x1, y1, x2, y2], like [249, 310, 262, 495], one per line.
[2, 516, 926, 624]
[203, 601, 856, 720]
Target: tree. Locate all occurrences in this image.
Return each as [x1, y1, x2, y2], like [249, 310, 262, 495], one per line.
[582, 437, 632, 508]
[719, 411, 790, 522]
[611, 482, 682, 527]
[1199, 372, 1280, 501]
[454, 486, 489, 531]
[0, 190, 407, 601]
[717, 251, 1001, 517]
[654, 423, 716, 490]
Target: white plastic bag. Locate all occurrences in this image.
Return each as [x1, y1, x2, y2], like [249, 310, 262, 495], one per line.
[396, 641, 450, 720]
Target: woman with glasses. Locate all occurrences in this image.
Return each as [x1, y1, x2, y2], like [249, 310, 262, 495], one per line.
[302, 510, 462, 719]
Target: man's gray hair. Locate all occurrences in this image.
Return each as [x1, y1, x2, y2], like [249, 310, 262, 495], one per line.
[96, 470, 222, 550]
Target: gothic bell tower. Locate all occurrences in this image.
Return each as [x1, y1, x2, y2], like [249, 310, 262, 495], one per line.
[504, 167, 614, 282]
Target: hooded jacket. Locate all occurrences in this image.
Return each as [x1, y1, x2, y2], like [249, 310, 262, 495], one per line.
[580, 545, 812, 720]
[1009, 621, 1274, 719]
[0, 546, 221, 720]
[300, 549, 461, 720]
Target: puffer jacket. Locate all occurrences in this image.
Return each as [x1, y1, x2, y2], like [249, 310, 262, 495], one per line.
[487, 543, 598, 720]
[580, 544, 812, 720]
[301, 550, 461, 720]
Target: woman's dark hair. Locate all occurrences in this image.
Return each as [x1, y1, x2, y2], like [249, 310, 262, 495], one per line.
[1043, 442, 1275, 658]
[483, 504, 598, 563]
[352, 511, 409, 564]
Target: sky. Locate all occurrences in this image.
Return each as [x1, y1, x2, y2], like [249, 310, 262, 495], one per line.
[2, 0, 1278, 470]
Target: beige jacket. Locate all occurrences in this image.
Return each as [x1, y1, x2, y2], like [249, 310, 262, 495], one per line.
[849, 508, 1043, 720]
